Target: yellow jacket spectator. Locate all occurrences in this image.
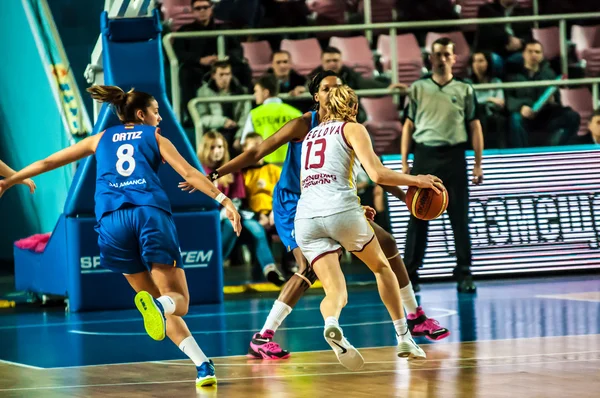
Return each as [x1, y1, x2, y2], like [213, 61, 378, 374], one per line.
[240, 75, 302, 165]
[242, 134, 281, 220]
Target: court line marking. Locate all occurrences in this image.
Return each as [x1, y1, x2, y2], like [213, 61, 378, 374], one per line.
[0, 357, 598, 392]
[0, 302, 408, 331]
[536, 292, 600, 303]
[66, 309, 457, 337]
[150, 349, 600, 367]
[20, 333, 600, 370]
[0, 359, 44, 370]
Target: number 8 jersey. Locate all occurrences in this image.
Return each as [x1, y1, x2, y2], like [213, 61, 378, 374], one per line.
[295, 120, 362, 221]
[94, 124, 171, 221]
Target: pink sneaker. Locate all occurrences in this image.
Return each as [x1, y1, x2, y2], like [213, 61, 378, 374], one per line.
[247, 330, 291, 360]
[407, 307, 450, 341]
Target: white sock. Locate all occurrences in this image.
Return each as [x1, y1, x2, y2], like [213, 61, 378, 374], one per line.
[179, 336, 209, 366]
[325, 316, 339, 328]
[260, 300, 292, 335]
[157, 295, 176, 315]
[400, 283, 419, 315]
[393, 318, 409, 342]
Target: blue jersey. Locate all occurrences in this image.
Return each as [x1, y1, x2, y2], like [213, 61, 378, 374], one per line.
[94, 124, 171, 221]
[275, 111, 318, 195]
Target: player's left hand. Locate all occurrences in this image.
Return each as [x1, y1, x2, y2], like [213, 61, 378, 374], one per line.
[178, 181, 197, 193]
[472, 165, 484, 185]
[19, 178, 36, 194]
[363, 205, 376, 221]
[0, 179, 13, 198]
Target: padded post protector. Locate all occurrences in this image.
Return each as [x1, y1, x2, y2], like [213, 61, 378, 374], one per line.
[15, 10, 223, 311]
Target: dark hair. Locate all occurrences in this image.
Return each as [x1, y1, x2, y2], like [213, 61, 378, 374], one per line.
[244, 132, 262, 142]
[191, 0, 212, 7]
[321, 46, 342, 56]
[469, 51, 495, 83]
[524, 39, 543, 50]
[308, 70, 342, 110]
[255, 74, 279, 97]
[594, 108, 600, 117]
[271, 50, 291, 62]
[211, 60, 231, 74]
[431, 37, 455, 53]
[87, 85, 154, 124]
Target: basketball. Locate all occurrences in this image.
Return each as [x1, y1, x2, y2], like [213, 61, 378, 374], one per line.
[405, 185, 448, 220]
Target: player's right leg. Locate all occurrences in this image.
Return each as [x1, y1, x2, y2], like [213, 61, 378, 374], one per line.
[295, 217, 364, 371]
[370, 221, 450, 341]
[248, 189, 314, 359]
[247, 249, 313, 360]
[127, 206, 216, 387]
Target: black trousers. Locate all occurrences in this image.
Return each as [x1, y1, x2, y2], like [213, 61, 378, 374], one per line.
[404, 143, 473, 281]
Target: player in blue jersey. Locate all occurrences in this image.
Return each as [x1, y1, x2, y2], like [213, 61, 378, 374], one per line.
[0, 85, 241, 387]
[185, 71, 450, 360]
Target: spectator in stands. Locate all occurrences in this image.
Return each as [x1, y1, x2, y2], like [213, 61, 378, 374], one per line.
[506, 40, 580, 148]
[241, 133, 281, 230]
[268, 50, 307, 97]
[578, 109, 600, 144]
[240, 75, 302, 165]
[197, 131, 285, 286]
[174, 0, 252, 121]
[466, 52, 507, 149]
[310, 47, 408, 122]
[194, 60, 251, 152]
[475, 0, 532, 74]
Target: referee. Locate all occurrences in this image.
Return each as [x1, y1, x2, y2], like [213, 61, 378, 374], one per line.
[401, 37, 484, 294]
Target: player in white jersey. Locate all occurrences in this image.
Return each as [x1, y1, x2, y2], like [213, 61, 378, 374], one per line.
[294, 85, 443, 371]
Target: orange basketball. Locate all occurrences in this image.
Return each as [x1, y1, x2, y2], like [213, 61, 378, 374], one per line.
[405, 185, 449, 220]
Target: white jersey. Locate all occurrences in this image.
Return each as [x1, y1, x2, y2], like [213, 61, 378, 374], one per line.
[295, 120, 362, 220]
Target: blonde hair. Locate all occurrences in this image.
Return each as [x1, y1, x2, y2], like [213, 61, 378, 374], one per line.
[197, 131, 233, 187]
[322, 85, 359, 123]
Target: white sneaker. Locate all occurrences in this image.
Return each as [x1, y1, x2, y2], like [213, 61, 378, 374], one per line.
[324, 325, 364, 371]
[396, 331, 427, 359]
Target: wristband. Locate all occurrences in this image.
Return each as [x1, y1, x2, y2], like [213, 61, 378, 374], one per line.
[215, 192, 227, 204]
[210, 171, 220, 181]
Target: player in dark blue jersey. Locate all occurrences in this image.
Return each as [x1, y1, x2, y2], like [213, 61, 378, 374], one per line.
[0, 85, 241, 387]
[196, 72, 450, 359]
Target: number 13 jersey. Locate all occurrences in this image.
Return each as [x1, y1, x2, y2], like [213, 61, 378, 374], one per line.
[94, 124, 171, 221]
[295, 120, 362, 220]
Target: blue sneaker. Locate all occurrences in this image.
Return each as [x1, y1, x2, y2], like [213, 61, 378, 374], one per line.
[134, 291, 166, 341]
[196, 359, 217, 387]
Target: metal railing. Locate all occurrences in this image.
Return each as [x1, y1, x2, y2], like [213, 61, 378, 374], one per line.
[187, 77, 600, 147]
[164, 12, 600, 121]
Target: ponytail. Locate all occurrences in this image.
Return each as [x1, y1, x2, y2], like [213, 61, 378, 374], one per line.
[87, 85, 155, 124]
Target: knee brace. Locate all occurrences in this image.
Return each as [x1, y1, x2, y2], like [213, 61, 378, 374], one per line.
[294, 263, 318, 289]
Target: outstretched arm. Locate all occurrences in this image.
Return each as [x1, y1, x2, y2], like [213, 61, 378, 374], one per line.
[157, 134, 241, 235]
[0, 135, 101, 196]
[214, 113, 311, 180]
[344, 123, 443, 192]
[0, 159, 36, 194]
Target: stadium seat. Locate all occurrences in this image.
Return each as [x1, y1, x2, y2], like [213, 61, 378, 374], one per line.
[571, 25, 600, 77]
[559, 87, 595, 136]
[161, 0, 195, 31]
[329, 36, 375, 78]
[360, 96, 402, 155]
[377, 33, 424, 85]
[280, 38, 322, 76]
[241, 41, 273, 78]
[532, 26, 561, 61]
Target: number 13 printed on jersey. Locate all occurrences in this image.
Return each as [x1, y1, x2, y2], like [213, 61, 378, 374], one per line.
[304, 138, 327, 169]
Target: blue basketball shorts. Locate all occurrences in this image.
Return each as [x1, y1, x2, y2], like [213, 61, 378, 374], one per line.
[272, 186, 300, 252]
[95, 206, 183, 274]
